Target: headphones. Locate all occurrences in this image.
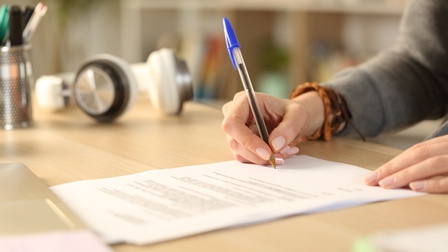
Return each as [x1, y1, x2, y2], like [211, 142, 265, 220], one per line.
[35, 48, 193, 122]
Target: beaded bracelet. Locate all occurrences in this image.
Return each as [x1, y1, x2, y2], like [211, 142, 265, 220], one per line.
[289, 82, 366, 141]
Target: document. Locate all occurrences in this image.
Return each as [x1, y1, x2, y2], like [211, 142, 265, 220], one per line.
[50, 155, 422, 245]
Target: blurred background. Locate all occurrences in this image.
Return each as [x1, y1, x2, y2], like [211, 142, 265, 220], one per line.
[5, 0, 407, 101]
[6, 0, 441, 150]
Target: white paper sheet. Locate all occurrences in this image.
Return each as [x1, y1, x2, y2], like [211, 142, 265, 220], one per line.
[50, 155, 422, 245]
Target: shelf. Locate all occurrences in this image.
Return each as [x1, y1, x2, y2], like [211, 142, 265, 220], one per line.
[120, 0, 406, 100]
[127, 0, 407, 15]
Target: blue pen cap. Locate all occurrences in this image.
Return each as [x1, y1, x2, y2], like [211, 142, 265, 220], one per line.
[223, 17, 240, 69]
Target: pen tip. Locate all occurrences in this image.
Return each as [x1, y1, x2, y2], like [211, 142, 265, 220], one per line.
[269, 157, 276, 169]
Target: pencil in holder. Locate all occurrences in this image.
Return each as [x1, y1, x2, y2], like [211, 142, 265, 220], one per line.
[0, 44, 33, 129]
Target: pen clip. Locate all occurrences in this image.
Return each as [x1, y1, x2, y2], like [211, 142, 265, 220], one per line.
[223, 17, 240, 70]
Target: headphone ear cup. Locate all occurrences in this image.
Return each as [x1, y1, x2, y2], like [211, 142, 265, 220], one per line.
[35, 75, 68, 111]
[73, 54, 139, 122]
[146, 48, 193, 115]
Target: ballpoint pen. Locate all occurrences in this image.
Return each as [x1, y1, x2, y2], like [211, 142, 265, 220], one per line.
[22, 2, 47, 43]
[21, 6, 35, 31]
[223, 17, 276, 169]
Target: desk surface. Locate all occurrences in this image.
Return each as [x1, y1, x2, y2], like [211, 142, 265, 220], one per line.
[1, 98, 447, 252]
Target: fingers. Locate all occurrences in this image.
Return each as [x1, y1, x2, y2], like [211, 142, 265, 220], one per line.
[377, 154, 448, 190]
[223, 116, 271, 164]
[222, 92, 274, 164]
[268, 91, 324, 153]
[226, 134, 267, 164]
[223, 91, 307, 165]
[269, 102, 308, 152]
[365, 136, 448, 185]
[222, 92, 247, 115]
[409, 176, 448, 193]
[278, 145, 300, 159]
[364, 135, 448, 193]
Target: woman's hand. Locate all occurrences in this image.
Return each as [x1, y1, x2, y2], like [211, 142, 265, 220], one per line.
[364, 134, 448, 193]
[221, 91, 324, 165]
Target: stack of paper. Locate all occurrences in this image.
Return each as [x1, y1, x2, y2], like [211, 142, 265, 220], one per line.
[50, 155, 422, 245]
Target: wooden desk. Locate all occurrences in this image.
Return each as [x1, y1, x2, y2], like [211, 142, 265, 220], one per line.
[1, 98, 447, 251]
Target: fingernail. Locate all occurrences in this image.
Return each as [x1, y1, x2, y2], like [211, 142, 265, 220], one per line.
[379, 176, 395, 188]
[364, 171, 378, 185]
[280, 146, 290, 155]
[410, 181, 424, 192]
[275, 157, 285, 165]
[256, 148, 270, 160]
[287, 147, 299, 155]
[272, 136, 286, 152]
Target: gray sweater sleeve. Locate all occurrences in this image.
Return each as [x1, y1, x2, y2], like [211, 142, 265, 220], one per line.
[322, 0, 448, 138]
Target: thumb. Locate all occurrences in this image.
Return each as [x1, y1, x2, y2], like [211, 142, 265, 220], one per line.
[269, 102, 309, 152]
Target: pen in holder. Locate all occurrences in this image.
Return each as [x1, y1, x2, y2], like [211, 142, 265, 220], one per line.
[0, 44, 33, 129]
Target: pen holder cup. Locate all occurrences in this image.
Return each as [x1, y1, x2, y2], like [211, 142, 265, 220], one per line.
[0, 44, 33, 130]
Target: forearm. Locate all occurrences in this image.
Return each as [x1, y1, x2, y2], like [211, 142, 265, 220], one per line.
[322, 0, 448, 138]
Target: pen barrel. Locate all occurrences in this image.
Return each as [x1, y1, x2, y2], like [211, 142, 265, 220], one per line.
[9, 6, 23, 46]
[236, 62, 270, 144]
[22, 7, 35, 31]
[247, 88, 270, 143]
[0, 44, 33, 129]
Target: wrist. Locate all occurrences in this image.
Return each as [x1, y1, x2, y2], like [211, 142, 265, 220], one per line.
[289, 82, 365, 141]
[290, 91, 325, 137]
